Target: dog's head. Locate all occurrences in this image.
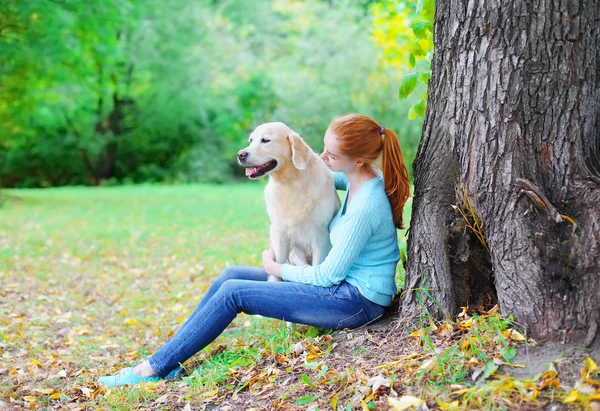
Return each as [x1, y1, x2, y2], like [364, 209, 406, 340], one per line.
[237, 122, 313, 180]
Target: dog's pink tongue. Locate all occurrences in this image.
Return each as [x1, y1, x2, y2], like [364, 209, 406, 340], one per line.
[245, 167, 256, 176]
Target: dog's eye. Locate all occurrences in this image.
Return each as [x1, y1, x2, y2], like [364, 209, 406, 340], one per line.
[261, 138, 271, 143]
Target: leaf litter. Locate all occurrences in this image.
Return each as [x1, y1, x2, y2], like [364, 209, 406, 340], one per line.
[1, 186, 598, 410]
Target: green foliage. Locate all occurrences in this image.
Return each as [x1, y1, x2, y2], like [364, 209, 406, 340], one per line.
[1, 0, 422, 187]
[370, 0, 435, 119]
[398, 73, 419, 99]
[294, 395, 319, 406]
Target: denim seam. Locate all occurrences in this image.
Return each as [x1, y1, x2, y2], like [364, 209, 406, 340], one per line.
[336, 309, 368, 330]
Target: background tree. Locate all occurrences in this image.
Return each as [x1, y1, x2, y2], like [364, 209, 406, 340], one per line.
[402, 0, 599, 343]
[0, 0, 423, 187]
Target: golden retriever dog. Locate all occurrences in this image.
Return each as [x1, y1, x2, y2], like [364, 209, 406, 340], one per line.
[237, 122, 341, 282]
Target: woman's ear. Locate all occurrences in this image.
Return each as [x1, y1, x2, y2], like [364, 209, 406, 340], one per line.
[288, 132, 312, 170]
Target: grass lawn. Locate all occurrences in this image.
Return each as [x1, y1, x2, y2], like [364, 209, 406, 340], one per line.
[0, 184, 596, 410]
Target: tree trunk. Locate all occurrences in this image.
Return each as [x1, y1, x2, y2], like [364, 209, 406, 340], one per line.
[91, 94, 135, 183]
[403, 0, 600, 343]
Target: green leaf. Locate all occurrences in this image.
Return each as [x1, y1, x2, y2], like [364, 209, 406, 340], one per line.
[501, 347, 517, 362]
[301, 373, 314, 388]
[302, 362, 320, 370]
[398, 73, 418, 100]
[411, 22, 430, 39]
[408, 106, 417, 120]
[294, 395, 318, 406]
[482, 362, 498, 379]
[421, 0, 436, 19]
[408, 52, 416, 69]
[420, 70, 431, 84]
[306, 327, 318, 337]
[413, 41, 426, 57]
[317, 364, 329, 379]
[413, 99, 427, 117]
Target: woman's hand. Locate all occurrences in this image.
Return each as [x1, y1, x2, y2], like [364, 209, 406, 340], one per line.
[262, 248, 282, 278]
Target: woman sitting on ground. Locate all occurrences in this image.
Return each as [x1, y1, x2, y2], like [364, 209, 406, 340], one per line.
[99, 113, 410, 386]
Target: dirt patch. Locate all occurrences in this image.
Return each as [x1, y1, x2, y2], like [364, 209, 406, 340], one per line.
[506, 335, 600, 381]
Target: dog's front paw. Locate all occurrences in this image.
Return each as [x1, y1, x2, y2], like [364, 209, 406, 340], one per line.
[267, 275, 282, 282]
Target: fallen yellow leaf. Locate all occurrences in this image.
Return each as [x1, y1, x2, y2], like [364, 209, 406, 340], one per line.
[202, 389, 218, 398]
[433, 322, 453, 336]
[461, 337, 476, 351]
[49, 392, 62, 400]
[586, 357, 598, 374]
[508, 329, 526, 342]
[408, 329, 423, 338]
[439, 400, 461, 410]
[563, 390, 579, 403]
[29, 359, 42, 367]
[33, 388, 54, 395]
[451, 388, 471, 395]
[487, 304, 499, 315]
[388, 395, 424, 410]
[23, 396, 37, 402]
[459, 318, 474, 328]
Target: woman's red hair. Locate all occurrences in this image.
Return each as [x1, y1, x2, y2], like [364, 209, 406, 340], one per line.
[329, 114, 410, 229]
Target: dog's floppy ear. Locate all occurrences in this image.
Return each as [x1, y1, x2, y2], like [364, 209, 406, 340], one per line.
[288, 132, 312, 170]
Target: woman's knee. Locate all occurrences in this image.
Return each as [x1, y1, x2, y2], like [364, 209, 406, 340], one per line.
[214, 279, 247, 312]
[218, 266, 244, 282]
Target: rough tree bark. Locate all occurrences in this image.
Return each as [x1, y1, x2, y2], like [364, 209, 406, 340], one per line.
[402, 0, 599, 343]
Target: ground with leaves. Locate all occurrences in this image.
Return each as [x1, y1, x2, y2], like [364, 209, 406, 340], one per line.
[1, 185, 598, 410]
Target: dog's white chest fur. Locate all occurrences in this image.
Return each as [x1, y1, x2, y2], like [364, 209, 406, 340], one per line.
[264, 155, 340, 270]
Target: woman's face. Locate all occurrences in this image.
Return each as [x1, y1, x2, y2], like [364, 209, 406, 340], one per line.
[320, 128, 356, 173]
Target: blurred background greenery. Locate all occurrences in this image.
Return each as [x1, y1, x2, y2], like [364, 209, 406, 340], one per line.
[0, 0, 432, 188]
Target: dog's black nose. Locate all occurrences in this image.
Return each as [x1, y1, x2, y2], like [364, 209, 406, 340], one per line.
[237, 151, 248, 161]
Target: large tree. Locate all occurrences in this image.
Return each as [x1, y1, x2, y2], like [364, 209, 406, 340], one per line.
[403, 0, 599, 343]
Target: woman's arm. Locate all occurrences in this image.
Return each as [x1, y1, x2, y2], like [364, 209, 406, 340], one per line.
[279, 206, 376, 287]
[262, 249, 282, 277]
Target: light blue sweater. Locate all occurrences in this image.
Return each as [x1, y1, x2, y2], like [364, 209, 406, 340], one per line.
[281, 170, 400, 306]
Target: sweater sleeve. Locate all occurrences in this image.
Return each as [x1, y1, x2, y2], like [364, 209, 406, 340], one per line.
[280, 205, 375, 287]
[333, 172, 348, 190]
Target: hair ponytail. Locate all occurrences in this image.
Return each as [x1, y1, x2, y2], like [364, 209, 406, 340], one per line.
[381, 128, 410, 229]
[329, 114, 411, 229]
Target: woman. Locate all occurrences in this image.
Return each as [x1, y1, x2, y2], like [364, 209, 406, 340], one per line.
[99, 114, 410, 386]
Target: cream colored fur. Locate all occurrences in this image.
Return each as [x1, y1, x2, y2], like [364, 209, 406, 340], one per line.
[238, 122, 341, 281]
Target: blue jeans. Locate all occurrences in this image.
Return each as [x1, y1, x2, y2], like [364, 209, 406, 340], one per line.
[148, 266, 386, 377]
